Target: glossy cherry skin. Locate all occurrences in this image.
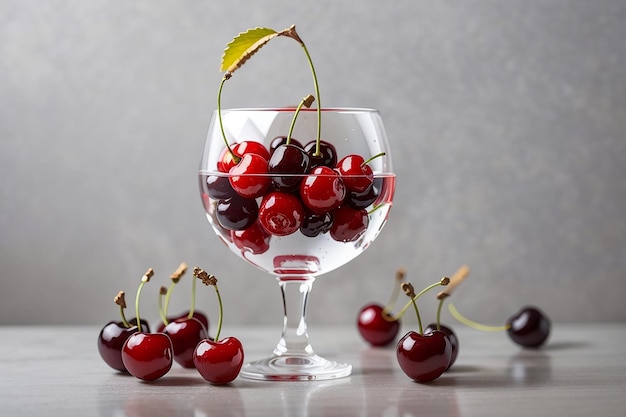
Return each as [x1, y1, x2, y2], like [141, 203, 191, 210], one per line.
[396, 330, 452, 383]
[304, 140, 337, 169]
[122, 332, 173, 381]
[330, 205, 369, 242]
[337, 154, 374, 193]
[194, 336, 244, 384]
[163, 317, 208, 368]
[268, 144, 311, 191]
[98, 321, 147, 372]
[203, 174, 237, 200]
[216, 195, 259, 231]
[229, 153, 271, 199]
[232, 221, 271, 254]
[506, 306, 551, 348]
[258, 191, 305, 236]
[300, 211, 334, 237]
[357, 303, 400, 347]
[218, 141, 271, 173]
[347, 177, 382, 209]
[300, 166, 346, 213]
[425, 323, 459, 370]
[269, 136, 303, 155]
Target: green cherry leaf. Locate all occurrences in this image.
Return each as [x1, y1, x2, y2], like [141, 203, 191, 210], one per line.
[220, 27, 279, 73]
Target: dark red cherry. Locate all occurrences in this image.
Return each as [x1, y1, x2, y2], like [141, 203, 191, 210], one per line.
[304, 140, 337, 168]
[258, 191, 305, 236]
[229, 153, 271, 199]
[506, 306, 551, 348]
[425, 323, 459, 370]
[268, 144, 311, 191]
[98, 322, 138, 372]
[347, 177, 382, 209]
[357, 304, 400, 347]
[202, 174, 237, 200]
[216, 196, 259, 231]
[269, 136, 303, 154]
[330, 205, 368, 242]
[194, 336, 244, 385]
[218, 141, 270, 173]
[231, 221, 271, 254]
[299, 166, 346, 213]
[163, 317, 208, 369]
[337, 154, 374, 193]
[122, 332, 173, 381]
[300, 211, 334, 237]
[396, 330, 452, 383]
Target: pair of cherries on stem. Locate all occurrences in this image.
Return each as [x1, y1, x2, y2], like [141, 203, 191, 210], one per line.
[156, 262, 209, 369]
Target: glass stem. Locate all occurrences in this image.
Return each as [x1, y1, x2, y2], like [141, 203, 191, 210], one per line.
[273, 277, 315, 357]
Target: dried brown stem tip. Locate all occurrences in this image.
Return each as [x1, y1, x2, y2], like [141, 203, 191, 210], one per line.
[114, 291, 126, 308]
[159, 286, 168, 295]
[401, 282, 416, 298]
[142, 268, 154, 282]
[170, 262, 188, 283]
[436, 265, 470, 300]
[193, 266, 218, 286]
[302, 94, 315, 108]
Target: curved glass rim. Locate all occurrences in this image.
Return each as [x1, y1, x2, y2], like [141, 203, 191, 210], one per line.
[214, 107, 380, 113]
[198, 171, 396, 177]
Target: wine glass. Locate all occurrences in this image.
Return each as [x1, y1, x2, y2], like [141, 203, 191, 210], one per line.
[198, 107, 395, 380]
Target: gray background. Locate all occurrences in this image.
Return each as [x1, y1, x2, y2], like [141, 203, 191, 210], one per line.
[1, 0, 625, 327]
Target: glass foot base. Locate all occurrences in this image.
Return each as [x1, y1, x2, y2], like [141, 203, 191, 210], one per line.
[240, 354, 352, 381]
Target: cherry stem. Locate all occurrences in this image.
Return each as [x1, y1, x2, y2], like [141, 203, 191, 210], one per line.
[287, 94, 315, 145]
[213, 285, 224, 341]
[436, 298, 444, 331]
[382, 268, 405, 314]
[134, 268, 154, 333]
[163, 282, 176, 321]
[216, 73, 238, 163]
[361, 152, 386, 168]
[299, 42, 322, 155]
[118, 304, 130, 328]
[158, 287, 168, 326]
[448, 303, 510, 332]
[410, 296, 424, 335]
[387, 278, 449, 322]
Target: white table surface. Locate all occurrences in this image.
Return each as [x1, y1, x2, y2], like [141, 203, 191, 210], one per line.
[1, 323, 625, 417]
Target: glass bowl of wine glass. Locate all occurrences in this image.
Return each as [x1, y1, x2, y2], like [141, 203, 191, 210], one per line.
[198, 107, 395, 380]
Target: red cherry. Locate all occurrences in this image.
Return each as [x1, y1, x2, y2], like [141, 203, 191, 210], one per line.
[258, 191, 305, 236]
[396, 330, 452, 383]
[218, 141, 270, 173]
[299, 166, 346, 213]
[229, 153, 271, 199]
[330, 205, 369, 242]
[357, 304, 400, 347]
[122, 332, 173, 381]
[163, 317, 208, 368]
[425, 323, 459, 370]
[97, 321, 141, 372]
[193, 336, 245, 385]
[232, 221, 271, 254]
[506, 306, 551, 348]
[337, 154, 374, 193]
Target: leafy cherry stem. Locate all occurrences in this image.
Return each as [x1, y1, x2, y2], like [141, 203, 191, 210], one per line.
[114, 291, 131, 328]
[193, 266, 224, 342]
[216, 73, 237, 162]
[134, 268, 154, 333]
